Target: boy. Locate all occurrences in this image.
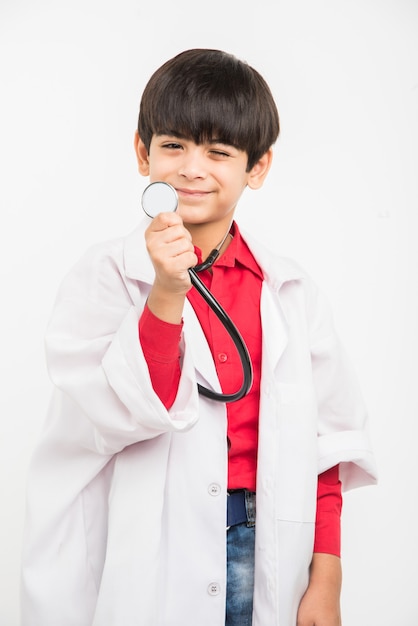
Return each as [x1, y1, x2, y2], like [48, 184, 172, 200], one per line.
[21, 49, 377, 626]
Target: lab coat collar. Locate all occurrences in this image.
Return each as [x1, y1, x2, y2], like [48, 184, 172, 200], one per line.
[237, 228, 307, 373]
[123, 218, 306, 291]
[239, 227, 307, 292]
[123, 218, 156, 283]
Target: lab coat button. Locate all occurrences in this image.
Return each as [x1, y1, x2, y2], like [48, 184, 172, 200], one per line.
[207, 582, 220, 596]
[217, 352, 228, 363]
[208, 483, 221, 496]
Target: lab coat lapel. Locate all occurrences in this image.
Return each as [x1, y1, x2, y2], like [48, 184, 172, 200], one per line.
[260, 283, 289, 373]
[182, 299, 222, 394]
[241, 229, 301, 372]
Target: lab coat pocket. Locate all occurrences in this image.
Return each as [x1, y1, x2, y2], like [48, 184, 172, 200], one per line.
[274, 519, 314, 622]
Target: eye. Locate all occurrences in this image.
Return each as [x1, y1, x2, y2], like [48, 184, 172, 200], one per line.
[162, 142, 183, 150]
[209, 149, 230, 158]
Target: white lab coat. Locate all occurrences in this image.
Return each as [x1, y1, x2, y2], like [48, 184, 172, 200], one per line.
[21, 218, 377, 626]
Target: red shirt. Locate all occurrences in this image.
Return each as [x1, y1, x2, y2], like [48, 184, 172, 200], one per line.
[186, 225, 263, 491]
[139, 222, 342, 556]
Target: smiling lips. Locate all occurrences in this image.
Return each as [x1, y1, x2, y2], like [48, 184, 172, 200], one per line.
[176, 187, 211, 198]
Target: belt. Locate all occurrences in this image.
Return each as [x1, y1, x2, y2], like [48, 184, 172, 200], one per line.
[227, 490, 256, 528]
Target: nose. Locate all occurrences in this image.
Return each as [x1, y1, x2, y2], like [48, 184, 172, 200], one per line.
[178, 147, 207, 180]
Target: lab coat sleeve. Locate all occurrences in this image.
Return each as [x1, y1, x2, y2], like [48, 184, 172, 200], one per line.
[44, 240, 199, 455]
[307, 282, 378, 491]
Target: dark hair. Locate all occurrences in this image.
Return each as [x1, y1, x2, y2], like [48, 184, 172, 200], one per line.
[137, 49, 280, 171]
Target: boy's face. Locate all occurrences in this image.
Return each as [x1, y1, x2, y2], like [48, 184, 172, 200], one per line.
[135, 132, 271, 231]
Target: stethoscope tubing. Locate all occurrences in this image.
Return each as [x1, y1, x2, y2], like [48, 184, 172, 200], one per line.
[188, 268, 253, 402]
[141, 181, 253, 403]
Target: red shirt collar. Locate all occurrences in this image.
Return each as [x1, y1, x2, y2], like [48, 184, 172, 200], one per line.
[194, 221, 263, 279]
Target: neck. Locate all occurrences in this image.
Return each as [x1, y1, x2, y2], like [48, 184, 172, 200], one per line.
[186, 219, 234, 260]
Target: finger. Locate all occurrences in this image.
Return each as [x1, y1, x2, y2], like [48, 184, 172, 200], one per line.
[149, 211, 184, 232]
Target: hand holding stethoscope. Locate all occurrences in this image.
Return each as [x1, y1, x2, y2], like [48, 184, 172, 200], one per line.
[141, 181, 253, 403]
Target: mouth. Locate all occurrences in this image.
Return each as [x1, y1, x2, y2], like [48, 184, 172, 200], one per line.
[176, 187, 211, 199]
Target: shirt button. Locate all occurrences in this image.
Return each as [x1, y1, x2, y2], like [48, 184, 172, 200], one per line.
[217, 353, 228, 363]
[208, 483, 221, 496]
[207, 582, 220, 596]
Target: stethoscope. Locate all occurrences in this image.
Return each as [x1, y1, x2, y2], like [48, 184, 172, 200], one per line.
[141, 181, 253, 403]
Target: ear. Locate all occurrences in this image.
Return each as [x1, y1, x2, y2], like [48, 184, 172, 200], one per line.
[133, 131, 150, 176]
[247, 148, 274, 190]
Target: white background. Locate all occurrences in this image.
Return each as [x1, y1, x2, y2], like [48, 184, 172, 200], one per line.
[1, 0, 417, 624]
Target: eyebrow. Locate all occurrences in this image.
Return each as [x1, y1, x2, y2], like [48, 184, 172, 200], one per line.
[208, 138, 231, 145]
[156, 131, 189, 139]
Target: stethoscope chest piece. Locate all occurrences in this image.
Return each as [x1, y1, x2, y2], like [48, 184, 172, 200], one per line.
[141, 182, 178, 218]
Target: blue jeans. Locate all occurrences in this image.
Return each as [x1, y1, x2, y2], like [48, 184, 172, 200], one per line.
[225, 492, 256, 626]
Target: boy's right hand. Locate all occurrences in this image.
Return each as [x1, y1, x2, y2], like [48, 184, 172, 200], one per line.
[144, 212, 197, 323]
